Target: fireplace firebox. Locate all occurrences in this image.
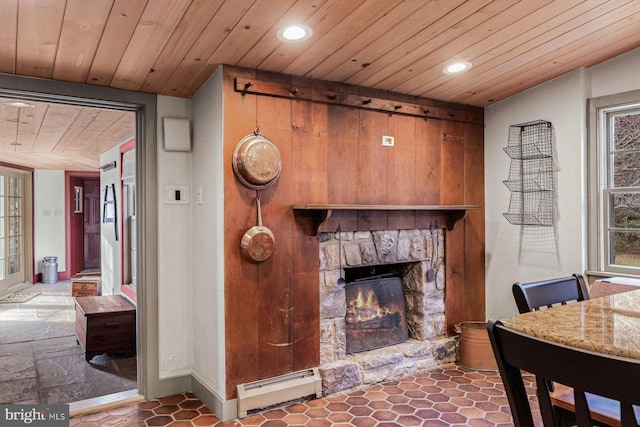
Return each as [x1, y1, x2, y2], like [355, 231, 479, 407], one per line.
[345, 276, 408, 354]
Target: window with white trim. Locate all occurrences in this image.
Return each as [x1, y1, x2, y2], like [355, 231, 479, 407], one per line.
[589, 93, 640, 276]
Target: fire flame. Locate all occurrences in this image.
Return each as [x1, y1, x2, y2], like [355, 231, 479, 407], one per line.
[346, 288, 391, 323]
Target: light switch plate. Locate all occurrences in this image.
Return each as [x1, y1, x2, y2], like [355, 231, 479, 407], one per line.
[165, 186, 190, 204]
[382, 135, 395, 146]
[196, 186, 203, 205]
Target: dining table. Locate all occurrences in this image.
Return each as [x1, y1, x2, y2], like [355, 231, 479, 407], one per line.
[499, 286, 640, 361]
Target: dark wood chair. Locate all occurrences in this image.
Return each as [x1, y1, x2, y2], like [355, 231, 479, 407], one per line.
[512, 273, 589, 314]
[487, 320, 640, 427]
[512, 273, 620, 425]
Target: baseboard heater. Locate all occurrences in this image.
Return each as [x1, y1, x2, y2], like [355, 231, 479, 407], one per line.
[237, 368, 322, 417]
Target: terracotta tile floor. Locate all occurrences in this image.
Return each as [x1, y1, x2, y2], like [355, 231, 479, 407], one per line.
[70, 364, 542, 426]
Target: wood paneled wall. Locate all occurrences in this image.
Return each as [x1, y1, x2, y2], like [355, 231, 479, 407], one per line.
[222, 66, 485, 400]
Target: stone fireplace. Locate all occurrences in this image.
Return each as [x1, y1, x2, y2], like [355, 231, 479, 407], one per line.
[318, 228, 456, 395]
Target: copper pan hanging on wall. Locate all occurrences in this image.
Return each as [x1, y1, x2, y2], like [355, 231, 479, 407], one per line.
[232, 129, 282, 190]
[241, 195, 275, 262]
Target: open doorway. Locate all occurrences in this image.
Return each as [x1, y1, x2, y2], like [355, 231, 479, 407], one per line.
[0, 77, 153, 407]
[0, 97, 138, 404]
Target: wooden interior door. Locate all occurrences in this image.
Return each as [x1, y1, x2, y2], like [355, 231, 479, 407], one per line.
[83, 179, 100, 269]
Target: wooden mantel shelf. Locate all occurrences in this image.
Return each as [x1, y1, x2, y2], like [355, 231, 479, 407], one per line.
[292, 204, 481, 235]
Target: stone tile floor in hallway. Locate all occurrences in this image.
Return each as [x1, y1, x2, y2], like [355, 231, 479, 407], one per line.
[0, 281, 137, 404]
[70, 365, 542, 426]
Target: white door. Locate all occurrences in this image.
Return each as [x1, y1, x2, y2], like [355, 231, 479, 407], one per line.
[0, 168, 29, 294]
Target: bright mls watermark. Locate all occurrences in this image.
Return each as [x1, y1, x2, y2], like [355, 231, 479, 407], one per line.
[1, 404, 68, 426]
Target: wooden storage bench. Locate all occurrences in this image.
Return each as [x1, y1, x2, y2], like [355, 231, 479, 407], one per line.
[74, 295, 136, 362]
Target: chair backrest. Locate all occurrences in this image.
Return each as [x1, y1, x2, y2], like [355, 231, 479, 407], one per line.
[487, 320, 640, 427]
[512, 273, 589, 314]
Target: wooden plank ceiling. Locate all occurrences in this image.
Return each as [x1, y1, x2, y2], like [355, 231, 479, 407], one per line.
[1, 0, 640, 171]
[0, 97, 134, 171]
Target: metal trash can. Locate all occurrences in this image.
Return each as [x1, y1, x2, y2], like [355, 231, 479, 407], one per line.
[42, 256, 58, 284]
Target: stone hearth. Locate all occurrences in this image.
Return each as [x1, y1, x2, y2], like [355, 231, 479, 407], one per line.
[318, 229, 456, 395]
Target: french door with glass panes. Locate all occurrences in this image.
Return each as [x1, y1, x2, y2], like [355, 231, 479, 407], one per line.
[0, 168, 29, 294]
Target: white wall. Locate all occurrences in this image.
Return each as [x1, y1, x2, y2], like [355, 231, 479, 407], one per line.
[151, 68, 225, 416]
[484, 47, 640, 320]
[588, 47, 640, 98]
[34, 170, 66, 275]
[100, 146, 122, 296]
[190, 67, 225, 403]
[152, 68, 226, 414]
[156, 95, 193, 378]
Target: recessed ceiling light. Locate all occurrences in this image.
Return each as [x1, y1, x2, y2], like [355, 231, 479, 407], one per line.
[277, 24, 312, 42]
[5, 100, 34, 108]
[442, 61, 472, 75]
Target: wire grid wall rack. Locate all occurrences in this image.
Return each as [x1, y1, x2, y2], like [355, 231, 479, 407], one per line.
[503, 120, 554, 226]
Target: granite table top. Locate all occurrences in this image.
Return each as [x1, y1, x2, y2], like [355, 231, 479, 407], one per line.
[499, 288, 640, 360]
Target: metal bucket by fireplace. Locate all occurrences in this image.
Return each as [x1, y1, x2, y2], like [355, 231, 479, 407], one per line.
[455, 321, 498, 371]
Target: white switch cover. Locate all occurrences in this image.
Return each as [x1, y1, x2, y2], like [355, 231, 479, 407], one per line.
[165, 186, 190, 204]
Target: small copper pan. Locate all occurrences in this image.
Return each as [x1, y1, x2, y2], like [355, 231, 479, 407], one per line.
[241, 195, 275, 262]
